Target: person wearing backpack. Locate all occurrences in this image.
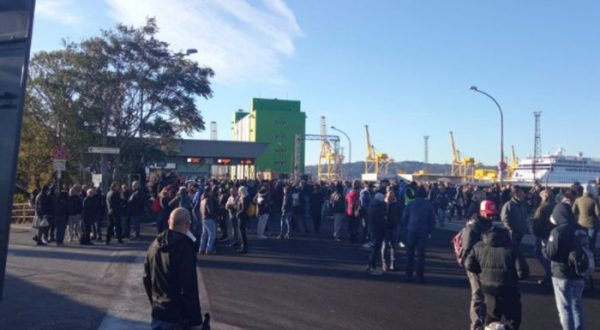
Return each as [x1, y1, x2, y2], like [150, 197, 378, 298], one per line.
[465, 224, 529, 330]
[459, 200, 496, 330]
[545, 189, 588, 330]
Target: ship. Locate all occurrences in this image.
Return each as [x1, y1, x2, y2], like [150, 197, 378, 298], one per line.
[511, 149, 600, 185]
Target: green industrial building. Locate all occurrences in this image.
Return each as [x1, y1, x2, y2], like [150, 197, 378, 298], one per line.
[233, 98, 306, 177]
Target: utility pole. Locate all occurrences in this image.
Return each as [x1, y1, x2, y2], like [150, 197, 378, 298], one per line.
[533, 112, 542, 183]
[210, 121, 217, 140]
[424, 136, 429, 164]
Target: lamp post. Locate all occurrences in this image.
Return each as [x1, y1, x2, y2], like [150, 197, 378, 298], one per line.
[330, 126, 351, 180]
[469, 86, 505, 185]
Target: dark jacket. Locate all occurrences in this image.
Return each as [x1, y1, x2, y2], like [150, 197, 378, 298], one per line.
[106, 190, 123, 216]
[128, 190, 145, 217]
[461, 215, 491, 267]
[533, 200, 556, 240]
[402, 197, 435, 235]
[200, 196, 218, 220]
[143, 230, 202, 326]
[67, 195, 83, 216]
[236, 195, 251, 220]
[544, 202, 583, 280]
[82, 196, 95, 223]
[329, 191, 345, 214]
[281, 193, 293, 214]
[465, 226, 529, 293]
[500, 197, 528, 235]
[35, 192, 52, 216]
[368, 199, 387, 237]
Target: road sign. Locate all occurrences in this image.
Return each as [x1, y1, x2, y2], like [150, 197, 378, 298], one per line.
[53, 159, 66, 172]
[51, 145, 67, 160]
[88, 146, 120, 154]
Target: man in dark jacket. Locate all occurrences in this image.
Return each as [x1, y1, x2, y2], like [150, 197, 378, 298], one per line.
[402, 187, 435, 283]
[80, 188, 96, 245]
[34, 186, 52, 245]
[533, 188, 555, 286]
[461, 200, 496, 330]
[500, 186, 528, 246]
[106, 183, 124, 244]
[465, 226, 529, 330]
[128, 181, 145, 240]
[545, 189, 586, 330]
[366, 193, 387, 276]
[143, 207, 203, 329]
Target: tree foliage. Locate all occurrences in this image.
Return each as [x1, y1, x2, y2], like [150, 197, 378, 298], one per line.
[18, 18, 214, 188]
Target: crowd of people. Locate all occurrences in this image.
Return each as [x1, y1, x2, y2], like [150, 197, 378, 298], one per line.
[29, 174, 600, 330]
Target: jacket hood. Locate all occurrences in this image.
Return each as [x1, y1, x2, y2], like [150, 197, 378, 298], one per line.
[551, 202, 576, 226]
[156, 230, 189, 251]
[481, 227, 511, 247]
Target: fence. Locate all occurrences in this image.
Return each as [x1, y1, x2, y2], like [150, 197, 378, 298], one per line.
[11, 203, 34, 224]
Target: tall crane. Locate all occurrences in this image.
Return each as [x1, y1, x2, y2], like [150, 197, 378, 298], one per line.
[506, 145, 520, 179]
[449, 131, 475, 180]
[318, 117, 343, 181]
[364, 125, 392, 175]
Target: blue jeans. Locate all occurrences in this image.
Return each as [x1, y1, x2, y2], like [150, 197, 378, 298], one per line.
[534, 238, 551, 280]
[406, 231, 429, 280]
[587, 228, 597, 258]
[130, 215, 141, 238]
[552, 277, 585, 330]
[200, 219, 216, 252]
[280, 212, 292, 236]
[368, 233, 384, 269]
[151, 318, 182, 330]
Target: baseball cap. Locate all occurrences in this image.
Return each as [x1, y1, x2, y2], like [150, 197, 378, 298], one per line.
[480, 200, 498, 216]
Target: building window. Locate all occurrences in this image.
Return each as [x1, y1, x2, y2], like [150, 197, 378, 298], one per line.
[274, 120, 288, 127]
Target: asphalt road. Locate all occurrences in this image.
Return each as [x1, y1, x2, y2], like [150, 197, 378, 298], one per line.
[1, 217, 599, 330]
[199, 216, 600, 330]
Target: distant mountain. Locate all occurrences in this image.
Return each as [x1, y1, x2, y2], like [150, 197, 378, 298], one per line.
[305, 161, 454, 180]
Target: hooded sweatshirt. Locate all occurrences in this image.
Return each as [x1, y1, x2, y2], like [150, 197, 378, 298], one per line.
[545, 202, 583, 280]
[143, 230, 202, 326]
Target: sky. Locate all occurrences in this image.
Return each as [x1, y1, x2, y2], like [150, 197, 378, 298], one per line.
[32, 0, 600, 166]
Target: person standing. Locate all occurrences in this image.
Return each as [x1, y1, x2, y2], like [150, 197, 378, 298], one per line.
[545, 189, 587, 330]
[310, 184, 324, 233]
[106, 182, 124, 244]
[533, 189, 556, 286]
[80, 188, 96, 245]
[143, 208, 204, 330]
[345, 181, 362, 243]
[226, 187, 241, 247]
[199, 188, 218, 254]
[500, 186, 528, 247]
[255, 185, 271, 239]
[121, 183, 132, 239]
[54, 191, 69, 246]
[465, 225, 529, 330]
[217, 186, 230, 241]
[236, 186, 251, 253]
[366, 193, 387, 276]
[34, 186, 52, 246]
[278, 186, 293, 240]
[461, 200, 497, 330]
[572, 183, 599, 261]
[330, 185, 346, 242]
[128, 181, 145, 240]
[402, 187, 435, 283]
[67, 186, 83, 242]
[381, 187, 400, 272]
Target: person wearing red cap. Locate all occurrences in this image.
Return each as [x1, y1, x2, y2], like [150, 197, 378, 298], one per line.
[465, 201, 529, 330]
[461, 200, 497, 330]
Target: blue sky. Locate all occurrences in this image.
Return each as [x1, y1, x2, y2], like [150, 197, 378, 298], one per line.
[32, 0, 600, 166]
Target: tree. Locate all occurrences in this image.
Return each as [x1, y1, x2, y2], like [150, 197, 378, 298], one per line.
[20, 18, 214, 189]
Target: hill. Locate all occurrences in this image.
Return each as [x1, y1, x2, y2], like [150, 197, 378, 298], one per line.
[305, 161, 453, 180]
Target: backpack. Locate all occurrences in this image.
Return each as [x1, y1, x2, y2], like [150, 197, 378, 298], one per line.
[151, 197, 162, 213]
[451, 219, 476, 267]
[568, 229, 595, 277]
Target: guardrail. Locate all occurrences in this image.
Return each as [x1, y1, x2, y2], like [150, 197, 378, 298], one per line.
[11, 203, 34, 224]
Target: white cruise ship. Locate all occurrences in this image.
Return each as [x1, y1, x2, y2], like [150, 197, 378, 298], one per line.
[511, 149, 600, 185]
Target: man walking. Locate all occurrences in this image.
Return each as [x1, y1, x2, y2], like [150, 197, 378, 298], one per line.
[143, 207, 205, 330]
[402, 187, 435, 283]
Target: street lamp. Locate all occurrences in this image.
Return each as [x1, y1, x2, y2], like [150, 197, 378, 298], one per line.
[470, 86, 505, 185]
[330, 126, 351, 180]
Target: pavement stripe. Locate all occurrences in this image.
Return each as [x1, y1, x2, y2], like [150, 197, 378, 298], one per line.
[98, 256, 149, 330]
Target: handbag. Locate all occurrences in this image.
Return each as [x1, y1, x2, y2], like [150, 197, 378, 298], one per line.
[39, 216, 50, 228]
